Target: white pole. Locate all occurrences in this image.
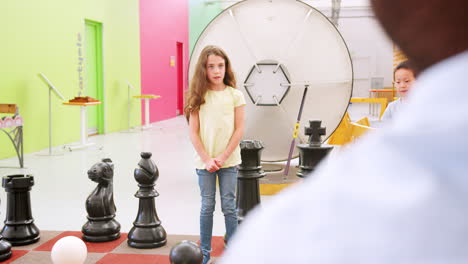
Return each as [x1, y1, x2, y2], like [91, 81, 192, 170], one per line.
[128, 84, 131, 129]
[144, 98, 150, 128]
[49, 88, 52, 155]
[80, 105, 87, 145]
[37, 73, 66, 156]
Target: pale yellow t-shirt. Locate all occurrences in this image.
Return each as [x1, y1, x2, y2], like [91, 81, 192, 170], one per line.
[195, 86, 246, 169]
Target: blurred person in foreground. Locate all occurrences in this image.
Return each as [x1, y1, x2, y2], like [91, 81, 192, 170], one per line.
[220, 0, 468, 263]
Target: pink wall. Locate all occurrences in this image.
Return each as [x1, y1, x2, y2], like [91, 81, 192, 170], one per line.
[139, 0, 189, 123]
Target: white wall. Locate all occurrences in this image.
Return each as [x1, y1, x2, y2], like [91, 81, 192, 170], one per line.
[333, 7, 394, 97]
[308, 2, 394, 97]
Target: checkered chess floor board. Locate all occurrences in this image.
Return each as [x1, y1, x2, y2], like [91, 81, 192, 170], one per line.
[3, 231, 224, 263]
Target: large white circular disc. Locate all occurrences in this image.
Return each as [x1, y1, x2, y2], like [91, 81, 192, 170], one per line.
[189, 0, 353, 161]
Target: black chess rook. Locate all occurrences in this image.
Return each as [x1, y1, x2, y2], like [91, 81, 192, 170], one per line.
[1, 175, 40, 246]
[236, 140, 266, 223]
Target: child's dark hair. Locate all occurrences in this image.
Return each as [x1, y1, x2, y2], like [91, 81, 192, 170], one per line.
[394, 60, 417, 77]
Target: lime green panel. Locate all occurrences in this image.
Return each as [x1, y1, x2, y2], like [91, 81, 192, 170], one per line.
[0, 0, 141, 160]
[85, 22, 99, 131]
[84, 20, 104, 134]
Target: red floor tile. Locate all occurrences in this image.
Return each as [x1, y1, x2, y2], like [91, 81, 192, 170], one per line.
[33, 231, 128, 253]
[1, 250, 29, 264]
[211, 236, 225, 257]
[197, 236, 224, 257]
[96, 253, 170, 264]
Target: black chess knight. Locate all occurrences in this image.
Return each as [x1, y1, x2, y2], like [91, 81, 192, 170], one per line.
[82, 158, 121, 242]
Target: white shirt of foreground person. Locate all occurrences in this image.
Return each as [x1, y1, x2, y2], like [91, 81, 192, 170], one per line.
[220, 51, 468, 264]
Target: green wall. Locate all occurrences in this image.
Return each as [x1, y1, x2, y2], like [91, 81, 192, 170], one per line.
[189, 0, 223, 56]
[0, 0, 141, 159]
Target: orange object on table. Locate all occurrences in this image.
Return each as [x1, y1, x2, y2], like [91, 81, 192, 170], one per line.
[63, 102, 101, 106]
[69, 96, 100, 103]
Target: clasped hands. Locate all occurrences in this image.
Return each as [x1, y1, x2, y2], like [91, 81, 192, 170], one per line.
[205, 156, 226, 173]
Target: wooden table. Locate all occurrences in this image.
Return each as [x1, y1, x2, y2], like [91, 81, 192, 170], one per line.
[368, 88, 397, 116]
[369, 88, 396, 102]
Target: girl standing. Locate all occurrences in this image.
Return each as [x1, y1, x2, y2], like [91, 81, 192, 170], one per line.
[185, 45, 246, 264]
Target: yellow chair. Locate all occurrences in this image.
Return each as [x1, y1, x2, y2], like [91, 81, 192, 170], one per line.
[327, 113, 374, 145]
[350, 122, 374, 141]
[349, 97, 388, 120]
[355, 116, 370, 127]
[327, 112, 353, 145]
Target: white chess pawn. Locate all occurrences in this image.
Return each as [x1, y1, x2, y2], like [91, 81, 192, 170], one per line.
[51, 236, 87, 264]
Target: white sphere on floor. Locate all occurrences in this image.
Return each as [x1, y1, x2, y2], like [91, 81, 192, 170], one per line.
[51, 236, 87, 264]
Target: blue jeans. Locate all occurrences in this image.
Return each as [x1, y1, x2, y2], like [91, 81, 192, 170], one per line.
[197, 167, 238, 264]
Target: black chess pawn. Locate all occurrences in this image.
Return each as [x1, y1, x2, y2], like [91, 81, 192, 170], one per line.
[1, 175, 40, 246]
[127, 152, 167, 248]
[237, 140, 266, 223]
[0, 235, 11, 262]
[296, 120, 334, 177]
[0, 199, 11, 262]
[82, 158, 121, 242]
[169, 240, 203, 264]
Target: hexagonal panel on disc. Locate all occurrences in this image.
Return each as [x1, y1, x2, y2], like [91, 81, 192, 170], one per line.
[244, 63, 290, 106]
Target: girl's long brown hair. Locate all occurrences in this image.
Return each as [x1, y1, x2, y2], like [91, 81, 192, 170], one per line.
[184, 45, 237, 120]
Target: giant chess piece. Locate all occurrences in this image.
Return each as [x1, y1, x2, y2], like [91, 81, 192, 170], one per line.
[169, 240, 203, 264]
[1, 175, 40, 245]
[297, 120, 334, 177]
[0, 199, 11, 261]
[0, 234, 11, 261]
[236, 140, 266, 223]
[127, 152, 167, 248]
[82, 158, 121, 242]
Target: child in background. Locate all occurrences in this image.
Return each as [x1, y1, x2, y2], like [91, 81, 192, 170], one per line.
[184, 45, 246, 264]
[382, 60, 417, 121]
